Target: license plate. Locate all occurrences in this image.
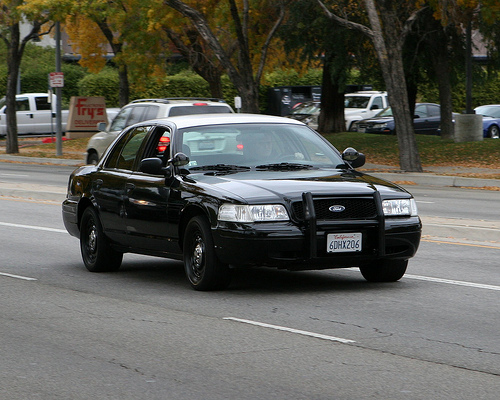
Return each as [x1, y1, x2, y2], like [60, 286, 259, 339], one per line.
[327, 233, 362, 253]
[358, 127, 365, 133]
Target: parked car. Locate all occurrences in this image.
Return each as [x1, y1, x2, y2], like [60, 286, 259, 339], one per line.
[344, 91, 389, 131]
[286, 91, 388, 131]
[63, 113, 421, 291]
[85, 98, 234, 164]
[287, 101, 320, 129]
[353, 103, 445, 135]
[474, 105, 500, 139]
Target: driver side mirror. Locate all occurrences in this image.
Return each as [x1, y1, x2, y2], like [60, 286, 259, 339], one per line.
[168, 152, 190, 167]
[342, 147, 366, 168]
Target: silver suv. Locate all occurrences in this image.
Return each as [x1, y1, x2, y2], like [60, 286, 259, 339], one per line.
[86, 98, 234, 164]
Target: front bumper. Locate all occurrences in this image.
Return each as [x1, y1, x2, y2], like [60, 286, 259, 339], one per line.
[213, 192, 421, 270]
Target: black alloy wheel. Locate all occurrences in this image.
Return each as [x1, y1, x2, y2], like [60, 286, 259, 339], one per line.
[183, 216, 231, 291]
[80, 207, 123, 272]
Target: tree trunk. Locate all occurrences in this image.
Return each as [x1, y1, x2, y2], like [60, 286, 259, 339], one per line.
[432, 34, 454, 140]
[117, 64, 130, 107]
[97, 20, 130, 106]
[318, 55, 345, 133]
[5, 22, 21, 154]
[364, 0, 422, 172]
[165, 28, 224, 99]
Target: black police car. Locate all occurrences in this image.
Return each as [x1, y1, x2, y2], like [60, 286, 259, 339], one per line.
[62, 114, 421, 290]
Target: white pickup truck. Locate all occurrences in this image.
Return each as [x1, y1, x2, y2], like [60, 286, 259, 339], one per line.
[0, 93, 119, 136]
[0, 93, 70, 136]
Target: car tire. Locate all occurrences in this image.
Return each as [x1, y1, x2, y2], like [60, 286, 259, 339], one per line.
[488, 125, 500, 139]
[359, 259, 408, 282]
[183, 215, 231, 291]
[87, 152, 99, 165]
[80, 207, 123, 272]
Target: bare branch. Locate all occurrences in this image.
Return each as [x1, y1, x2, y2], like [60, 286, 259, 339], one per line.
[316, 0, 373, 39]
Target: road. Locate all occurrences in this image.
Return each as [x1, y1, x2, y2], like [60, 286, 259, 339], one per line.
[1, 164, 499, 399]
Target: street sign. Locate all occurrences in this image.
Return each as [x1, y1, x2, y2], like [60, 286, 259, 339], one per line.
[49, 72, 64, 88]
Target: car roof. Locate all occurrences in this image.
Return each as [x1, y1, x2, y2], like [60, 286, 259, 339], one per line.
[126, 98, 229, 106]
[143, 113, 307, 130]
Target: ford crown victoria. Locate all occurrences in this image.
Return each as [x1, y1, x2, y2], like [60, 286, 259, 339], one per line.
[62, 114, 421, 290]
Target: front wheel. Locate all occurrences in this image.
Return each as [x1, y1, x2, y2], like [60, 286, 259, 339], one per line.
[80, 207, 123, 272]
[488, 125, 499, 139]
[359, 259, 408, 282]
[183, 216, 231, 291]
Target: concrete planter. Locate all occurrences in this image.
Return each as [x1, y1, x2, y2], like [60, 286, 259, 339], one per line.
[454, 114, 483, 142]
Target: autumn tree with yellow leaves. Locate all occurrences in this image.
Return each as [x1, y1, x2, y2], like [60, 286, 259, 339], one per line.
[0, 0, 53, 153]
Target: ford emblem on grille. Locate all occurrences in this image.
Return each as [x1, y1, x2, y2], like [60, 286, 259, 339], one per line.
[329, 205, 345, 212]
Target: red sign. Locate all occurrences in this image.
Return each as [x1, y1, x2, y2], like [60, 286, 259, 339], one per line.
[49, 72, 64, 88]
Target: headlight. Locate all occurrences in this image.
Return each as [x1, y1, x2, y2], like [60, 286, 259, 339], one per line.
[373, 123, 387, 129]
[382, 198, 418, 217]
[218, 204, 289, 222]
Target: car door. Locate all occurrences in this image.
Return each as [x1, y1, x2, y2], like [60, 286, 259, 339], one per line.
[414, 104, 441, 135]
[122, 125, 177, 253]
[14, 96, 36, 134]
[32, 95, 55, 134]
[91, 125, 152, 244]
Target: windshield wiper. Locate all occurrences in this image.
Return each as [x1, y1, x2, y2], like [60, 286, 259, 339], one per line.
[255, 163, 315, 171]
[189, 164, 251, 172]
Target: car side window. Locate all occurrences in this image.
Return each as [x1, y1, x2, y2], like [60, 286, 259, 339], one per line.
[144, 105, 159, 121]
[414, 104, 427, 118]
[105, 126, 151, 170]
[371, 96, 383, 109]
[35, 96, 52, 111]
[15, 98, 30, 111]
[126, 105, 148, 126]
[110, 107, 132, 131]
[427, 104, 440, 117]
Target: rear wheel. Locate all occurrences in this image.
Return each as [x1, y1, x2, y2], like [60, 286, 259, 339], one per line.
[183, 216, 231, 291]
[359, 259, 408, 282]
[80, 207, 122, 272]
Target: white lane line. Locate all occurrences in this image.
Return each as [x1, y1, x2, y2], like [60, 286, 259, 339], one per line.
[223, 317, 355, 344]
[0, 222, 66, 233]
[0, 272, 37, 281]
[405, 274, 500, 291]
[0, 174, 30, 177]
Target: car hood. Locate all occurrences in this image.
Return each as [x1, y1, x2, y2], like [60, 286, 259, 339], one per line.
[184, 168, 409, 203]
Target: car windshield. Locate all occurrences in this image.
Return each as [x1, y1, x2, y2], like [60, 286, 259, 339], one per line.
[179, 123, 345, 171]
[374, 106, 393, 117]
[290, 102, 320, 115]
[475, 106, 500, 118]
[344, 96, 370, 108]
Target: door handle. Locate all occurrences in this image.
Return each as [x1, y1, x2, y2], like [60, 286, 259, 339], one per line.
[126, 183, 136, 192]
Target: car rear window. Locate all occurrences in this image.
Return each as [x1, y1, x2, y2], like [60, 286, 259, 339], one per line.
[168, 105, 232, 117]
